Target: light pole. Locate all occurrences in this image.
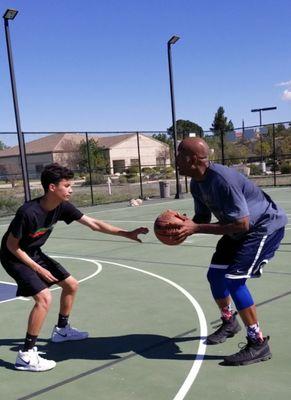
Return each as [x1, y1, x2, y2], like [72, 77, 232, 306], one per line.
[3, 9, 31, 202]
[167, 35, 181, 199]
[251, 106, 277, 163]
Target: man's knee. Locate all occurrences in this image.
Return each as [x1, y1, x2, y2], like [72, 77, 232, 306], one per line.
[225, 278, 254, 310]
[207, 267, 230, 299]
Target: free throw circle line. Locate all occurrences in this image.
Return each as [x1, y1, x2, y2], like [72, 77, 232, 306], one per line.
[97, 259, 207, 400]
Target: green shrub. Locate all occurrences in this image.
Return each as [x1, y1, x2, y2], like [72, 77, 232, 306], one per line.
[280, 162, 291, 174]
[0, 197, 21, 215]
[126, 166, 139, 175]
[249, 164, 262, 175]
[84, 173, 106, 185]
[118, 176, 127, 185]
[127, 175, 140, 183]
[141, 167, 154, 174]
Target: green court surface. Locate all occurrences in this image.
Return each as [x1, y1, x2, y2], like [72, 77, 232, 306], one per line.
[0, 188, 290, 400]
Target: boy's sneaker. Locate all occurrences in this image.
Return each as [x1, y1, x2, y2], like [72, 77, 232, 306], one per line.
[51, 324, 89, 343]
[223, 336, 272, 366]
[205, 314, 241, 345]
[15, 347, 56, 372]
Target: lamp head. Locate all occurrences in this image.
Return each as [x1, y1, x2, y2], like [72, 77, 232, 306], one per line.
[168, 35, 180, 45]
[3, 9, 18, 20]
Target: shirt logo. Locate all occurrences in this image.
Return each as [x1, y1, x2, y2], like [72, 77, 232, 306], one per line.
[28, 225, 54, 239]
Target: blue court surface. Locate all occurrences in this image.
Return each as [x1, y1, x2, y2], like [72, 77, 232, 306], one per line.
[0, 188, 290, 400]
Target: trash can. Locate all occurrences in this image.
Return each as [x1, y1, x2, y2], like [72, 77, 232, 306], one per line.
[159, 181, 170, 198]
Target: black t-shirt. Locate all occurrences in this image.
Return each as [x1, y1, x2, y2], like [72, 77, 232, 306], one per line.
[0, 197, 83, 259]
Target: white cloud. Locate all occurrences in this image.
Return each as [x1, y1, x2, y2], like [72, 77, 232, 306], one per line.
[276, 80, 291, 87]
[282, 89, 291, 101]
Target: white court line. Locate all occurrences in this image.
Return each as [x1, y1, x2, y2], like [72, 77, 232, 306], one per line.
[94, 259, 207, 400]
[2, 254, 208, 398]
[49, 256, 102, 292]
[0, 257, 102, 303]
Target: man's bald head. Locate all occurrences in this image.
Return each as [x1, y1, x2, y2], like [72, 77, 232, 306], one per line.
[177, 137, 210, 179]
[178, 137, 210, 159]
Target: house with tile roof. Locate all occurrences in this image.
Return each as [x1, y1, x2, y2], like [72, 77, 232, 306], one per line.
[0, 133, 170, 178]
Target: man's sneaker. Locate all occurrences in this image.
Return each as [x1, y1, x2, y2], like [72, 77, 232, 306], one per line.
[205, 315, 241, 345]
[51, 324, 89, 343]
[15, 347, 56, 372]
[223, 336, 272, 366]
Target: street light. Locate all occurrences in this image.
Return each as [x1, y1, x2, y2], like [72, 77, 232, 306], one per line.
[167, 35, 181, 199]
[251, 106, 277, 163]
[3, 9, 31, 202]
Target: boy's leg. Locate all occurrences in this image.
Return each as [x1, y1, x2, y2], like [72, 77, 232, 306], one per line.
[51, 276, 88, 342]
[27, 289, 52, 337]
[16, 289, 56, 372]
[58, 275, 79, 316]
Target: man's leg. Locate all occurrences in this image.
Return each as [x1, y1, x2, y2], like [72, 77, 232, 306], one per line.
[223, 278, 271, 365]
[51, 276, 88, 342]
[205, 268, 241, 344]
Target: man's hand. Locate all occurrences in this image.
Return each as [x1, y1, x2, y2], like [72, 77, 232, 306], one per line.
[125, 227, 149, 243]
[172, 217, 199, 243]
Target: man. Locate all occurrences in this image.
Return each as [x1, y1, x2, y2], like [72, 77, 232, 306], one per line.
[0, 163, 148, 371]
[175, 138, 287, 366]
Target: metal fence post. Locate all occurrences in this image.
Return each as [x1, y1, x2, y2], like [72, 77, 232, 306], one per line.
[136, 132, 143, 199]
[85, 132, 94, 205]
[272, 124, 277, 187]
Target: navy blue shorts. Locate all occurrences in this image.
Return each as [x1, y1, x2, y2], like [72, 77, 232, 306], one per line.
[0, 250, 70, 297]
[209, 227, 285, 279]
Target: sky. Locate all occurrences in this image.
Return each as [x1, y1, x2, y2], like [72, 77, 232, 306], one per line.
[1, 0, 291, 146]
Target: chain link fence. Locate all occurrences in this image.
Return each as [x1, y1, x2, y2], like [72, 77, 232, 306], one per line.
[1, 122, 291, 216]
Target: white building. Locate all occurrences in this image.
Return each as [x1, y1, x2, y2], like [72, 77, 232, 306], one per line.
[0, 133, 171, 178]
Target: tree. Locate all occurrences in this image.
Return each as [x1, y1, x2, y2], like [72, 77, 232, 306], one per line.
[0, 140, 7, 150]
[152, 133, 173, 165]
[167, 119, 203, 140]
[152, 133, 172, 146]
[210, 107, 234, 164]
[211, 106, 234, 135]
[78, 138, 109, 173]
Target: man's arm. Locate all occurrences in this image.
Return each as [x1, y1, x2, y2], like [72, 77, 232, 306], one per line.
[175, 215, 250, 239]
[6, 233, 58, 283]
[77, 215, 148, 243]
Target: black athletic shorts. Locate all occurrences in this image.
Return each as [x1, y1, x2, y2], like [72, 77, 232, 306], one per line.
[0, 250, 70, 297]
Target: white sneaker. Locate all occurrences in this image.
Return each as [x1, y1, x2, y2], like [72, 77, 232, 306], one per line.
[51, 324, 89, 343]
[15, 347, 56, 372]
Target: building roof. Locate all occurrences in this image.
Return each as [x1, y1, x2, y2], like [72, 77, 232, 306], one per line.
[0, 133, 140, 158]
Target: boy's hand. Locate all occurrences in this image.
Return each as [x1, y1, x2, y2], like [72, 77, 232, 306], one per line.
[125, 227, 149, 243]
[35, 265, 58, 283]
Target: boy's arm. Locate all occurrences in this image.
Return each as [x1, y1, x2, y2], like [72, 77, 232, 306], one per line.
[6, 233, 58, 283]
[77, 215, 149, 243]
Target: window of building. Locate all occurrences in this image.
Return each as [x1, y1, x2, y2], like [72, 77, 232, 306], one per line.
[113, 160, 126, 174]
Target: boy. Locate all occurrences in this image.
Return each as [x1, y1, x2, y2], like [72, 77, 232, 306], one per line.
[0, 163, 148, 371]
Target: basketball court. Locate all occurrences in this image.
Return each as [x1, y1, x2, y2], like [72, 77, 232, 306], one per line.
[0, 187, 290, 400]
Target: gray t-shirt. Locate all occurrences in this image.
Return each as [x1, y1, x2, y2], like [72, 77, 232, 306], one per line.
[190, 163, 287, 239]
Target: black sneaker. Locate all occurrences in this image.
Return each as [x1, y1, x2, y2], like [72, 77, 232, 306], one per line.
[206, 315, 241, 345]
[223, 336, 272, 366]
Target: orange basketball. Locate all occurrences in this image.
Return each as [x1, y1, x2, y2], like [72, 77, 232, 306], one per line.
[154, 209, 186, 246]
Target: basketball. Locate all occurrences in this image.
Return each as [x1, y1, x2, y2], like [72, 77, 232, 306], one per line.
[154, 209, 186, 246]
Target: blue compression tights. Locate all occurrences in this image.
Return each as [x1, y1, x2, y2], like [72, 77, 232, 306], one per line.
[207, 268, 254, 311]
